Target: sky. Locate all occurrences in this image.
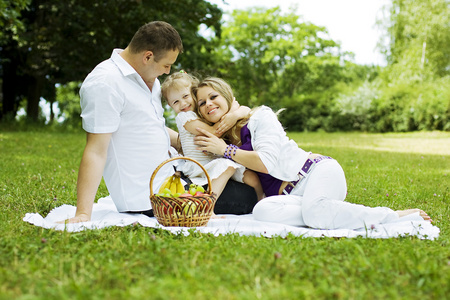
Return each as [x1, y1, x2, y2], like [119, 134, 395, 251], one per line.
[208, 0, 391, 66]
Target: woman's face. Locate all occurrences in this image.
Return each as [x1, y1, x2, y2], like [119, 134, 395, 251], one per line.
[196, 86, 228, 124]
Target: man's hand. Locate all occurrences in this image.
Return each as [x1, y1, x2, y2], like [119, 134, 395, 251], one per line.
[56, 132, 111, 225]
[57, 213, 90, 224]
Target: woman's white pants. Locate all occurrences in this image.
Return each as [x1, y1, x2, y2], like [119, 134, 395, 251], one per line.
[252, 159, 398, 229]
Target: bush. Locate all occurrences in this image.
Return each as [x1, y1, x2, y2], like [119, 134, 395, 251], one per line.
[411, 77, 450, 130]
[332, 80, 381, 132]
[326, 77, 449, 132]
[279, 93, 333, 132]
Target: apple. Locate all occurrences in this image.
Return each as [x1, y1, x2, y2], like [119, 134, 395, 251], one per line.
[194, 191, 204, 197]
[179, 193, 193, 197]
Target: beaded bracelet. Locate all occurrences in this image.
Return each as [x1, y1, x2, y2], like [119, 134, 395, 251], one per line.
[224, 144, 238, 160]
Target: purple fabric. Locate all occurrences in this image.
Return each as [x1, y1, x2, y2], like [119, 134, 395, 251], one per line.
[240, 125, 283, 196]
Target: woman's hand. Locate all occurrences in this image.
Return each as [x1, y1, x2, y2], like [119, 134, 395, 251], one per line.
[194, 128, 228, 156]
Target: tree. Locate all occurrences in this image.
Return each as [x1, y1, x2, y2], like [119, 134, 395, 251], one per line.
[0, 0, 222, 122]
[211, 6, 363, 131]
[0, 0, 30, 43]
[380, 0, 450, 81]
[215, 7, 348, 110]
[369, 0, 450, 132]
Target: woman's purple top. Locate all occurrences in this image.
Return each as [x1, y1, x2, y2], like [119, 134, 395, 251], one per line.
[239, 124, 283, 196]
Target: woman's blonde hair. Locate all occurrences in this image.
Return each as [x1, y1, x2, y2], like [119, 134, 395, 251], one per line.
[192, 77, 251, 145]
[191, 77, 234, 114]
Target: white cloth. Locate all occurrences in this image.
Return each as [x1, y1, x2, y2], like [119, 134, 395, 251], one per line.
[23, 196, 440, 240]
[176, 111, 245, 185]
[80, 49, 173, 212]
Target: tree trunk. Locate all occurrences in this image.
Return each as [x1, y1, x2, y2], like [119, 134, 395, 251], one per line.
[1, 59, 20, 121]
[25, 75, 45, 122]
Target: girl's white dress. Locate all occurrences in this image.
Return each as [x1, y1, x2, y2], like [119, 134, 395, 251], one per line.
[176, 111, 245, 186]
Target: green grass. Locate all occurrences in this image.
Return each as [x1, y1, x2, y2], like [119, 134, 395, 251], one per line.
[1, 129, 449, 300]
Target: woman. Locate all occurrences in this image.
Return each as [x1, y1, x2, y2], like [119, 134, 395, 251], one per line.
[192, 77, 432, 229]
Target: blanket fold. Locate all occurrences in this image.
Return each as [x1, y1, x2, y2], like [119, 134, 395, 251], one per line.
[23, 196, 440, 239]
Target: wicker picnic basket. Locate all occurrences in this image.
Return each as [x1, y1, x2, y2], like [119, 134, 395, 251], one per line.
[149, 156, 217, 227]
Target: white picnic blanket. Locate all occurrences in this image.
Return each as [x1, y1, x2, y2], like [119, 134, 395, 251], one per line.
[23, 196, 440, 240]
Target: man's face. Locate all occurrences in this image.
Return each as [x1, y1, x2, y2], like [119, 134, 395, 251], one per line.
[144, 49, 179, 83]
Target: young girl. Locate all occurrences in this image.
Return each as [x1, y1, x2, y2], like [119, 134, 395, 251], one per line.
[161, 72, 264, 201]
[192, 77, 432, 229]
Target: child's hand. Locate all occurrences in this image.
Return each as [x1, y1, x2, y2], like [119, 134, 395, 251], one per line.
[215, 112, 239, 135]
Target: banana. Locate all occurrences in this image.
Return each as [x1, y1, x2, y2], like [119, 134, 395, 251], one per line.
[169, 176, 178, 195]
[158, 175, 173, 194]
[175, 176, 185, 194]
[157, 174, 187, 196]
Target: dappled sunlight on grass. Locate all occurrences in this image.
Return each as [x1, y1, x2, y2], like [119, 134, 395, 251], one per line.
[288, 131, 450, 156]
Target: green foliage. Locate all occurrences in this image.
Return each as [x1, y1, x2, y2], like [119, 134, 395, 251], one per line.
[210, 6, 389, 132]
[333, 80, 382, 132]
[2, 1, 448, 132]
[55, 82, 82, 130]
[0, 0, 222, 121]
[331, 76, 450, 132]
[294, 0, 450, 133]
[0, 0, 30, 43]
[1, 130, 449, 299]
[215, 7, 346, 110]
[381, 0, 450, 79]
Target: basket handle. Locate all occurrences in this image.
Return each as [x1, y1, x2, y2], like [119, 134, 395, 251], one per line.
[150, 156, 213, 197]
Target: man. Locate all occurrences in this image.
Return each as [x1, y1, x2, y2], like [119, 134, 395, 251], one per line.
[63, 21, 257, 223]
[62, 21, 181, 223]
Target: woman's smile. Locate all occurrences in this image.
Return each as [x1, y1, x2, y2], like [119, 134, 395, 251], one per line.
[207, 107, 219, 115]
[197, 86, 228, 123]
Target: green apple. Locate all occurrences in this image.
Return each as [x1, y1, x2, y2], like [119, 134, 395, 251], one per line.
[189, 186, 197, 196]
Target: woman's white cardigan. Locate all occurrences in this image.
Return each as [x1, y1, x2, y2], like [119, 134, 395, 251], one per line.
[247, 106, 310, 181]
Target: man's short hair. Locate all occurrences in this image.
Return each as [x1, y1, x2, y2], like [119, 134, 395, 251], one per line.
[128, 21, 183, 61]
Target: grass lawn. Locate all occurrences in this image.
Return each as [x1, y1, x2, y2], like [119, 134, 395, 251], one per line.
[0, 129, 449, 299]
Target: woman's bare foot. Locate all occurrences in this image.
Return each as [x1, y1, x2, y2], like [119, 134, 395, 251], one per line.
[397, 209, 432, 222]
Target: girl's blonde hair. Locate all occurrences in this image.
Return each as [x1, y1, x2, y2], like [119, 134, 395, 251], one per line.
[161, 72, 200, 155]
[161, 72, 199, 103]
[192, 77, 251, 145]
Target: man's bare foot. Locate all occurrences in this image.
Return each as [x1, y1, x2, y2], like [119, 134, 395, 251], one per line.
[397, 209, 432, 222]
